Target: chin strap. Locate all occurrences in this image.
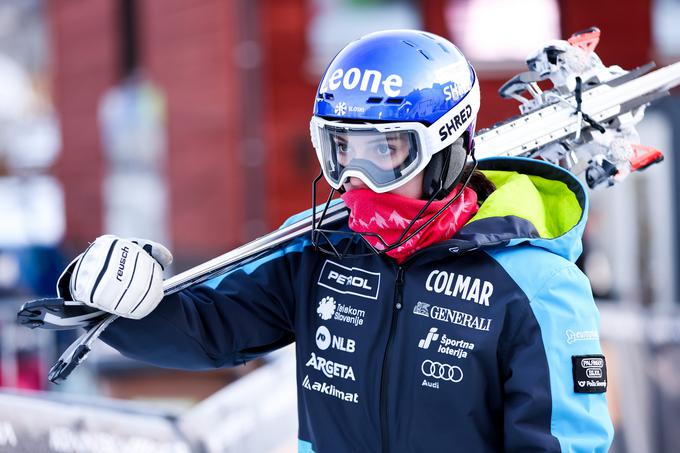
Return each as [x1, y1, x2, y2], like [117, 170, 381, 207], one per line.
[311, 152, 477, 260]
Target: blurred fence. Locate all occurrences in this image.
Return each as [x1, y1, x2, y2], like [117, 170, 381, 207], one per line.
[0, 347, 297, 453]
[599, 304, 680, 453]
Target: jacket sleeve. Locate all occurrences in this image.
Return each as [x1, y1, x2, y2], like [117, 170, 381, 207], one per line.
[99, 238, 305, 370]
[500, 264, 614, 452]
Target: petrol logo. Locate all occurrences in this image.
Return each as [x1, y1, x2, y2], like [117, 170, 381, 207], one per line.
[318, 260, 381, 300]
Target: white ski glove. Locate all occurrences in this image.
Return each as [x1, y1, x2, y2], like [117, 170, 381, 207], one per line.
[57, 235, 173, 319]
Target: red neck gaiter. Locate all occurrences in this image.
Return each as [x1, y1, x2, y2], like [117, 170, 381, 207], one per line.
[341, 187, 479, 263]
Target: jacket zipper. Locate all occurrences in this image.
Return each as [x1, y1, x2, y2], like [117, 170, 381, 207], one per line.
[380, 266, 405, 453]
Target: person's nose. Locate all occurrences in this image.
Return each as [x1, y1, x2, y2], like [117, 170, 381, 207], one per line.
[344, 177, 369, 191]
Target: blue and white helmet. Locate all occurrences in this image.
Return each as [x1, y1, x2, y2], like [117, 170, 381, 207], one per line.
[310, 30, 480, 198]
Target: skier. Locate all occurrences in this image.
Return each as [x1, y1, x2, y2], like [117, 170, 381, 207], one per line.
[57, 30, 614, 452]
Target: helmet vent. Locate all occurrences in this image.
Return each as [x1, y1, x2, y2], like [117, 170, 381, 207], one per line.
[402, 40, 416, 47]
[418, 49, 432, 60]
[385, 97, 404, 105]
[323, 93, 334, 100]
[437, 43, 450, 54]
[366, 97, 383, 104]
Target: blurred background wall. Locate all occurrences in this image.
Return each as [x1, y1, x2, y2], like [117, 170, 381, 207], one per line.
[0, 0, 679, 452]
[48, 0, 661, 265]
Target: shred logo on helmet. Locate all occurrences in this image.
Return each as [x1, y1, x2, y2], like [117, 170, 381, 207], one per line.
[439, 104, 474, 141]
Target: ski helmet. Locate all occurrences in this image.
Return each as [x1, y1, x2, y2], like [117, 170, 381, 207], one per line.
[310, 30, 480, 199]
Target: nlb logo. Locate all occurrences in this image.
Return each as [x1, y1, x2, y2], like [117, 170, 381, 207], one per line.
[318, 260, 381, 300]
[321, 67, 404, 97]
[315, 326, 356, 353]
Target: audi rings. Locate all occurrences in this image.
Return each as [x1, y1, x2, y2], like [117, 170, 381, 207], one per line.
[421, 360, 464, 382]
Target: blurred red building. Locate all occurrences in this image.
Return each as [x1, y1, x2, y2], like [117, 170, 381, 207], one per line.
[48, 0, 653, 267]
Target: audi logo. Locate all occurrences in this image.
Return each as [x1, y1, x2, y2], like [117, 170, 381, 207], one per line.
[421, 360, 464, 382]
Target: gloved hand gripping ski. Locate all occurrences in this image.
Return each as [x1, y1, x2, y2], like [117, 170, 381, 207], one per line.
[58, 235, 172, 320]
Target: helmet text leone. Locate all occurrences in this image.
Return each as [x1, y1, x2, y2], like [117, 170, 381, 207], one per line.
[321, 68, 404, 97]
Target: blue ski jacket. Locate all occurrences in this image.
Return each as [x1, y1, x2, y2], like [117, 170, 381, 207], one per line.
[101, 157, 615, 452]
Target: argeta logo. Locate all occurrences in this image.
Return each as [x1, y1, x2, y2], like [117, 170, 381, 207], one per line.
[318, 260, 381, 300]
[418, 327, 439, 349]
[317, 296, 336, 320]
[306, 352, 356, 380]
[316, 326, 331, 350]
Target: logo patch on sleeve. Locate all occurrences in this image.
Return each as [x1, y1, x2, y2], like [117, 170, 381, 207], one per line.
[572, 354, 607, 393]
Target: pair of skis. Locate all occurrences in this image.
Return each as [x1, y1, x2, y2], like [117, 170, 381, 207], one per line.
[18, 28, 680, 383]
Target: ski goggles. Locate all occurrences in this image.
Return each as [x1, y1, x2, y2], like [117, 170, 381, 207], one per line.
[310, 80, 481, 193]
[310, 118, 434, 193]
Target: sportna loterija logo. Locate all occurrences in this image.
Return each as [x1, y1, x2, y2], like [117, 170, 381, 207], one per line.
[317, 296, 337, 320]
